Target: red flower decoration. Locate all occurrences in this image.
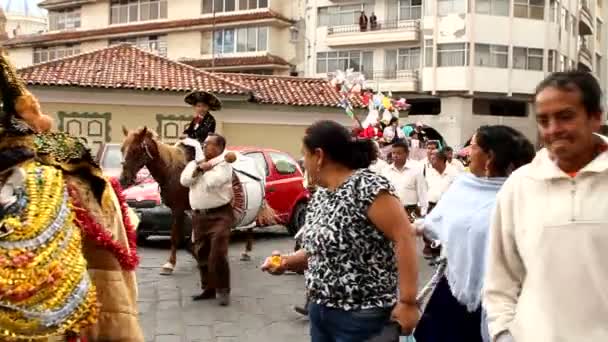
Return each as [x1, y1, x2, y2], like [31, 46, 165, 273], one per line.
[68, 178, 139, 271]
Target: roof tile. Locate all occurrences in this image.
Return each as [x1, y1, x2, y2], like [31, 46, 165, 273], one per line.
[17, 44, 252, 95]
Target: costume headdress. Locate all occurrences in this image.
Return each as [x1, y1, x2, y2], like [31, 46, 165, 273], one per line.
[184, 90, 222, 111]
[0, 52, 53, 133]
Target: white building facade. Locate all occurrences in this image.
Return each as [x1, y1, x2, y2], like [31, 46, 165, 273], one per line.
[3, 0, 302, 75]
[302, 0, 608, 145]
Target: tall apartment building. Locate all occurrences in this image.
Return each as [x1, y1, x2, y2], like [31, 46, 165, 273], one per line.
[3, 0, 301, 75]
[302, 0, 608, 143]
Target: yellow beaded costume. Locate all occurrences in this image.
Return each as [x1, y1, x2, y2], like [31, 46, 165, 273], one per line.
[0, 51, 143, 342]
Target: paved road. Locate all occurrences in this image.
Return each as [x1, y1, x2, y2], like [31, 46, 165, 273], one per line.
[136, 226, 433, 342]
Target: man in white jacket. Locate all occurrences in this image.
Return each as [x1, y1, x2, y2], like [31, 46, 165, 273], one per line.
[483, 71, 608, 342]
[180, 133, 235, 306]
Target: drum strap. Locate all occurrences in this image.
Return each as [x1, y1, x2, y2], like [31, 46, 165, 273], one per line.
[233, 168, 262, 182]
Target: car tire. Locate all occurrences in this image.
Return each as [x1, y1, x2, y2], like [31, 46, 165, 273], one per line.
[287, 202, 307, 236]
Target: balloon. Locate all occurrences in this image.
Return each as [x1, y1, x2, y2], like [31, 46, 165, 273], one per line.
[382, 96, 391, 109]
[351, 84, 362, 94]
[362, 93, 371, 106]
[381, 109, 393, 123]
[373, 95, 382, 107]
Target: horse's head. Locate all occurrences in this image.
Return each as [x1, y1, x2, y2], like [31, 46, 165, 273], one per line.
[119, 125, 158, 188]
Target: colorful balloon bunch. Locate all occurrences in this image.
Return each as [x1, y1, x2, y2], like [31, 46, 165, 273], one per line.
[330, 69, 366, 121]
[361, 91, 411, 128]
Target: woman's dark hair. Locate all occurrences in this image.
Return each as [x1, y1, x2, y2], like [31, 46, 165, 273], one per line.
[475, 125, 535, 177]
[303, 120, 377, 170]
[389, 117, 399, 125]
[535, 71, 603, 116]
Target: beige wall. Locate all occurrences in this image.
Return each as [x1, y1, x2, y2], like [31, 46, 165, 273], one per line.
[167, 31, 203, 60]
[169, 0, 202, 20]
[81, 1, 111, 30]
[223, 123, 307, 156]
[7, 46, 34, 68]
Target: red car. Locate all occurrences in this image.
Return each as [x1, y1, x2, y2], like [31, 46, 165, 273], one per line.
[97, 144, 309, 240]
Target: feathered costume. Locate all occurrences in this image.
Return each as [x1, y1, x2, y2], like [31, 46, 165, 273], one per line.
[0, 53, 143, 341]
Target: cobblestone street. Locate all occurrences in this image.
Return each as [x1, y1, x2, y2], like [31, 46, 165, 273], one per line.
[136, 227, 433, 342]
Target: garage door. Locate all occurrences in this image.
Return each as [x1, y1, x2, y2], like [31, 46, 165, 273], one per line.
[58, 112, 111, 156]
[222, 123, 307, 156]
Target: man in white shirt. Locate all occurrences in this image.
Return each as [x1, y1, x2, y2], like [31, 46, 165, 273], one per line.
[426, 149, 458, 212]
[180, 133, 235, 306]
[484, 71, 608, 342]
[421, 140, 440, 179]
[369, 140, 390, 174]
[381, 141, 428, 219]
[443, 146, 465, 172]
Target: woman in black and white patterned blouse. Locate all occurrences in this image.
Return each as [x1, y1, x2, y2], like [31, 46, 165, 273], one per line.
[262, 120, 419, 342]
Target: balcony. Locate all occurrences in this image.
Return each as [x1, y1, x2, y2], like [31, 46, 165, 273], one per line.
[329, 69, 419, 92]
[579, 0, 594, 35]
[326, 20, 420, 47]
[578, 42, 593, 71]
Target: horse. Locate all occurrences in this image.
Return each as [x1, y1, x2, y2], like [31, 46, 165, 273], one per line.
[119, 126, 263, 275]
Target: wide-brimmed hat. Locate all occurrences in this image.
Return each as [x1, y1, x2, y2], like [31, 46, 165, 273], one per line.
[184, 91, 222, 111]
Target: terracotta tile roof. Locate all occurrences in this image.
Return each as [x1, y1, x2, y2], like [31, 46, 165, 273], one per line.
[3, 10, 293, 48]
[214, 72, 364, 108]
[17, 44, 252, 95]
[181, 54, 291, 69]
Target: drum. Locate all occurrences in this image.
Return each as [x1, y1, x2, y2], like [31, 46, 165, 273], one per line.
[229, 152, 265, 229]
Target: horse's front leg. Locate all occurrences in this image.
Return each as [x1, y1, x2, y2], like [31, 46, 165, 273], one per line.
[240, 228, 253, 261]
[160, 210, 185, 275]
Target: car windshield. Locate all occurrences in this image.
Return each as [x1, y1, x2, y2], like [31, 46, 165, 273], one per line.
[102, 145, 123, 169]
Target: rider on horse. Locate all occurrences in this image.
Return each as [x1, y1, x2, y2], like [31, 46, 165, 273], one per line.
[181, 91, 219, 162]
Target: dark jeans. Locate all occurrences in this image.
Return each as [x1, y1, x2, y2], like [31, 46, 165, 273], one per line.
[309, 303, 391, 342]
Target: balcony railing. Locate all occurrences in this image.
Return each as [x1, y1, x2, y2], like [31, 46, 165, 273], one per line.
[327, 19, 420, 36]
[327, 69, 418, 81]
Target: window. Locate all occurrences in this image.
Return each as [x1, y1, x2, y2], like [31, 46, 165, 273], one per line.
[269, 152, 297, 175]
[560, 54, 567, 71]
[317, 4, 371, 27]
[514, 0, 544, 19]
[571, 14, 576, 35]
[437, 0, 466, 15]
[549, 0, 559, 22]
[101, 145, 123, 169]
[425, 39, 433, 66]
[476, 0, 509, 16]
[548, 49, 557, 72]
[33, 44, 81, 64]
[437, 43, 469, 66]
[408, 98, 441, 115]
[596, 54, 602, 79]
[202, 0, 266, 13]
[238, 0, 268, 10]
[397, 48, 421, 69]
[475, 44, 508, 68]
[110, 0, 167, 25]
[244, 152, 269, 176]
[564, 10, 570, 32]
[109, 35, 167, 56]
[473, 98, 528, 117]
[49, 7, 81, 30]
[316, 50, 373, 74]
[399, 0, 422, 20]
[597, 19, 602, 46]
[513, 47, 543, 70]
[212, 26, 268, 54]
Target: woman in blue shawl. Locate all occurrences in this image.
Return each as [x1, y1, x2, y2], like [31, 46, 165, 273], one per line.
[414, 125, 535, 342]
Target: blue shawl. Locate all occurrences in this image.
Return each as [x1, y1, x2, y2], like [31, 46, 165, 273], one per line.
[423, 173, 506, 312]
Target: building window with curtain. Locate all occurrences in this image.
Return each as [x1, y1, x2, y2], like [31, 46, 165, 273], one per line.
[513, 0, 544, 19]
[110, 0, 168, 25]
[476, 0, 509, 16]
[398, 48, 421, 69]
[212, 26, 268, 54]
[425, 39, 434, 66]
[33, 44, 81, 64]
[202, 0, 267, 13]
[475, 44, 508, 67]
[437, 0, 466, 16]
[317, 4, 371, 27]
[110, 35, 167, 56]
[316, 50, 373, 75]
[49, 7, 81, 31]
[513, 47, 543, 70]
[399, 0, 422, 20]
[437, 43, 469, 66]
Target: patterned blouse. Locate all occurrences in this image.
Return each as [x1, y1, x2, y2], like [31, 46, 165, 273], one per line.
[301, 168, 398, 311]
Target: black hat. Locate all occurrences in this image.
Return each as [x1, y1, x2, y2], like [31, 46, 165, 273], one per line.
[184, 91, 222, 111]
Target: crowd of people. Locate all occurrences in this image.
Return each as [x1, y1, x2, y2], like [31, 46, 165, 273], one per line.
[262, 70, 608, 342]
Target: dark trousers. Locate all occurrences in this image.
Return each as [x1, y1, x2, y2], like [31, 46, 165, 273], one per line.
[191, 203, 235, 291]
[414, 277, 483, 342]
[404, 205, 420, 222]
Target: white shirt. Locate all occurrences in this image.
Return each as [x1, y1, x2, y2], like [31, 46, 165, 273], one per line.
[381, 162, 428, 212]
[449, 158, 465, 172]
[382, 125, 406, 143]
[369, 158, 389, 175]
[426, 164, 458, 203]
[179, 152, 233, 210]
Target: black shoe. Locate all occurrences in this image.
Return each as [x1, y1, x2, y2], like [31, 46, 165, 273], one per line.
[192, 290, 216, 301]
[294, 305, 309, 316]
